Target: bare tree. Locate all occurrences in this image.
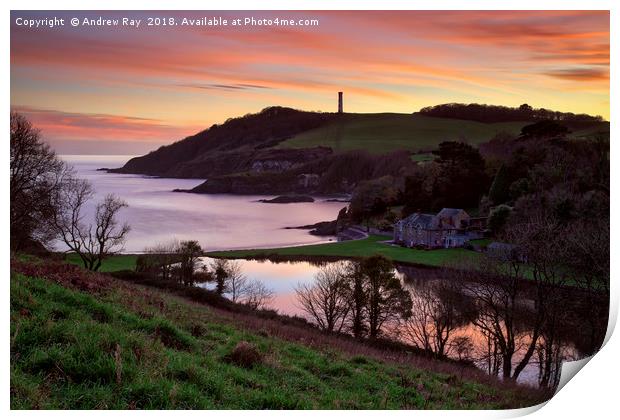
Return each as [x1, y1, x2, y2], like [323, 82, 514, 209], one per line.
[457, 252, 542, 381]
[225, 261, 250, 303]
[10, 112, 71, 249]
[564, 217, 610, 349]
[139, 239, 181, 281]
[451, 335, 475, 362]
[243, 280, 275, 310]
[402, 283, 474, 358]
[205, 259, 273, 309]
[53, 178, 130, 271]
[295, 262, 351, 332]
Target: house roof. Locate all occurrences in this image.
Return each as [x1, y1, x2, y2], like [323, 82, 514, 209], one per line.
[397, 208, 471, 231]
[437, 208, 469, 219]
[399, 213, 438, 229]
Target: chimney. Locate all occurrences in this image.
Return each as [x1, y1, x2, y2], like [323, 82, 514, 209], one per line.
[338, 91, 343, 113]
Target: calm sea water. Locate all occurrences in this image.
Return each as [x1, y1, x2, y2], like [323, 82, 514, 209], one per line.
[60, 155, 346, 253]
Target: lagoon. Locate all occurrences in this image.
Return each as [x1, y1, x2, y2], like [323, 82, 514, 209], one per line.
[60, 155, 346, 253]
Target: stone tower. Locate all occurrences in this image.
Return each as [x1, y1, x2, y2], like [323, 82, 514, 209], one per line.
[338, 91, 343, 113]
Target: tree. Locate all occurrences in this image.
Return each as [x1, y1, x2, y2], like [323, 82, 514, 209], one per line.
[10, 112, 71, 250]
[348, 176, 400, 224]
[487, 164, 511, 205]
[458, 254, 540, 381]
[401, 170, 432, 217]
[428, 141, 489, 210]
[346, 262, 368, 338]
[243, 280, 275, 310]
[359, 256, 412, 339]
[295, 262, 351, 332]
[225, 261, 249, 303]
[210, 259, 230, 295]
[206, 259, 274, 309]
[177, 240, 203, 286]
[487, 205, 512, 234]
[520, 120, 569, 139]
[403, 283, 475, 358]
[138, 239, 181, 281]
[53, 178, 130, 271]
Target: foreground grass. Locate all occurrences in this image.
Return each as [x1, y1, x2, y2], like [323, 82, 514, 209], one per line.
[10, 263, 543, 409]
[279, 114, 527, 154]
[64, 254, 138, 272]
[208, 235, 478, 268]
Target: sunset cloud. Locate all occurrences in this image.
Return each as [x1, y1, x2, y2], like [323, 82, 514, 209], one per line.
[12, 106, 200, 144]
[544, 67, 609, 82]
[179, 83, 273, 91]
[10, 10, 609, 153]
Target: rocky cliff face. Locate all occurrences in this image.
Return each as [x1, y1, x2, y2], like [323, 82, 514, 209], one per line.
[161, 147, 332, 178]
[184, 150, 415, 195]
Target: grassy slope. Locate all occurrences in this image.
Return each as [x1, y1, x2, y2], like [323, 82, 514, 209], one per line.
[278, 114, 527, 154]
[64, 254, 138, 272]
[10, 267, 542, 409]
[207, 235, 478, 267]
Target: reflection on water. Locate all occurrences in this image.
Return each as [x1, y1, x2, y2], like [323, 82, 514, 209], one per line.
[199, 257, 604, 387]
[60, 155, 346, 253]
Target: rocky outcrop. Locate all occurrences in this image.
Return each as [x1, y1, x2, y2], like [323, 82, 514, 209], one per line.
[259, 195, 315, 204]
[285, 220, 337, 236]
[183, 150, 415, 196]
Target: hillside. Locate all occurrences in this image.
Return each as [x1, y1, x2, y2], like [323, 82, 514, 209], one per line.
[111, 107, 336, 178]
[10, 257, 547, 409]
[110, 104, 607, 196]
[111, 108, 531, 180]
[278, 113, 527, 154]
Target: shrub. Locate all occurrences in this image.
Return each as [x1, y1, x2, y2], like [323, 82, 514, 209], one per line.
[225, 341, 263, 368]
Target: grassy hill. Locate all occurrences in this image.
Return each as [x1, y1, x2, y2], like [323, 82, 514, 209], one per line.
[113, 105, 605, 180]
[207, 235, 478, 267]
[278, 113, 528, 154]
[11, 257, 546, 409]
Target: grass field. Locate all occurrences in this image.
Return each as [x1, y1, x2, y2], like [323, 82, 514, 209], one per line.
[468, 238, 493, 247]
[278, 114, 527, 154]
[10, 268, 543, 409]
[207, 235, 478, 267]
[64, 254, 138, 272]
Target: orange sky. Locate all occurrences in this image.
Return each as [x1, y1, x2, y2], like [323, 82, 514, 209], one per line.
[10, 10, 609, 154]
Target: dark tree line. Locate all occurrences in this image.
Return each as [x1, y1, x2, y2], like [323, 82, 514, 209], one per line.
[401, 141, 489, 215]
[419, 103, 604, 124]
[137, 246, 274, 310]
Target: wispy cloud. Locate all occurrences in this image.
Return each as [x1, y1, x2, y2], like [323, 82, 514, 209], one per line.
[11, 106, 200, 143]
[544, 67, 609, 81]
[179, 83, 273, 91]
